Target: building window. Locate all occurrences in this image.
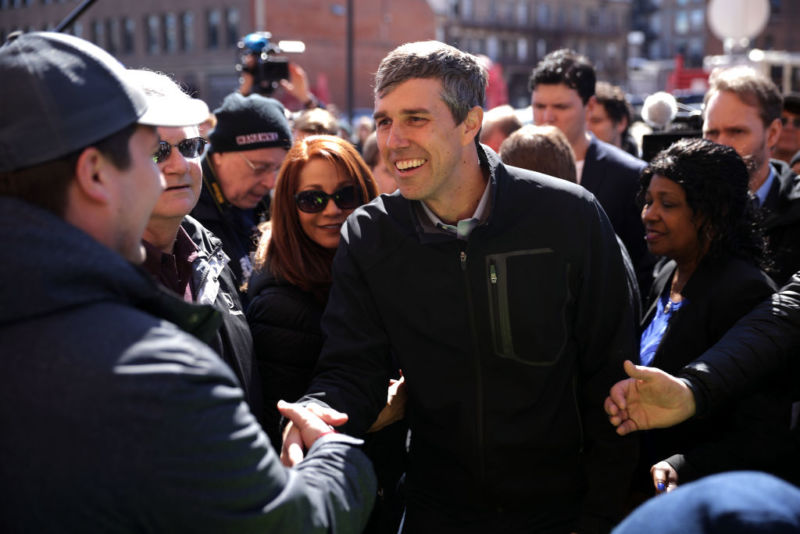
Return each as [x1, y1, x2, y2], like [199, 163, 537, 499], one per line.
[536, 38, 547, 59]
[73, 21, 83, 38]
[146, 14, 160, 55]
[106, 18, 119, 55]
[462, 0, 473, 20]
[448, 0, 459, 17]
[572, 6, 581, 28]
[675, 10, 689, 35]
[225, 7, 239, 47]
[181, 12, 194, 52]
[517, 37, 527, 61]
[690, 9, 704, 32]
[207, 9, 220, 50]
[91, 19, 104, 48]
[537, 3, 550, 26]
[488, 0, 496, 21]
[122, 18, 135, 55]
[503, 0, 514, 21]
[649, 13, 661, 34]
[487, 36, 498, 60]
[516, 1, 528, 24]
[164, 13, 177, 53]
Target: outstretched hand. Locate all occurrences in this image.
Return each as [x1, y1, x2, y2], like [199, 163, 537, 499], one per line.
[604, 360, 697, 435]
[278, 401, 349, 467]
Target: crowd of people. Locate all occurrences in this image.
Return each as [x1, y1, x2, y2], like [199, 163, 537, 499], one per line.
[2, 28, 800, 534]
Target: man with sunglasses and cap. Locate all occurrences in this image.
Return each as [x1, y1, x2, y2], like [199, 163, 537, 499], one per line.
[191, 92, 293, 306]
[129, 69, 264, 425]
[0, 32, 374, 532]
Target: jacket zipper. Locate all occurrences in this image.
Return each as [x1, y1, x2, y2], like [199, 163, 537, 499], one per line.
[460, 247, 487, 485]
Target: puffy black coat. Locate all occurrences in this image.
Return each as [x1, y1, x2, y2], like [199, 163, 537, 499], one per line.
[247, 266, 325, 449]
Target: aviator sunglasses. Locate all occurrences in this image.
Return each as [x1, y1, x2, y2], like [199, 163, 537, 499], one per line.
[294, 185, 362, 213]
[152, 137, 207, 164]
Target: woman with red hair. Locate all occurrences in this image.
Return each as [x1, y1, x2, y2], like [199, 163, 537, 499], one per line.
[247, 135, 379, 447]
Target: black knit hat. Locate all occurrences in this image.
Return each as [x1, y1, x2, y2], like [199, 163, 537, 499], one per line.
[209, 92, 292, 153]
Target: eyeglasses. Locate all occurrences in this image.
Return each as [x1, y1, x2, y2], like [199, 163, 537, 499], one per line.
[152, 137, 207, 164]
[294, 185, 362, 213]
[780, 116, 800, 129]
[238, 153, 281, 176]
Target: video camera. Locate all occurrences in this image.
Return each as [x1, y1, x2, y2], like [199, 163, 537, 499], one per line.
[237, 32, 304, 96]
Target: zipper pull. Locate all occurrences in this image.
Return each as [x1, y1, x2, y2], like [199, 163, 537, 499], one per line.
[489, 263, 497, 284]
[459, 250, 467, 271]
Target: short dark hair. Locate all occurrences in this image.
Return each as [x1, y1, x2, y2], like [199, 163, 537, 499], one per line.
[640, 137, 767, 268]
[783, 93, 800, 115]
[529, 49, 596, 105]
[0, 122, 137, 217]
[594, 82, 632, 128]
[374, 41, 487, 125]
[704, 66, 782, 128]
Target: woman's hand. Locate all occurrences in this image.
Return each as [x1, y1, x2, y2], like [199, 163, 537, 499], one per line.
[651, 461, 679, 494]
[367, 375, 407, 433]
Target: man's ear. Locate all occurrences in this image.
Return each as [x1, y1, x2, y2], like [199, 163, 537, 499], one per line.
[765, 117, 782, 151]
[73, 147, 114, 204]
[462, 106, 484, 146]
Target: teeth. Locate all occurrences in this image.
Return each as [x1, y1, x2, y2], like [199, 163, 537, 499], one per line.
[396, 158, 426, 171]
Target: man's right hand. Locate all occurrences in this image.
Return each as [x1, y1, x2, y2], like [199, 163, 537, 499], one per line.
[604, 360, 697, 435]
[278, 401, 349, 467]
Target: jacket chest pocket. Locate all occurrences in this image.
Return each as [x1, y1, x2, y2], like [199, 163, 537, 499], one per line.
[486, 249, 571, 365]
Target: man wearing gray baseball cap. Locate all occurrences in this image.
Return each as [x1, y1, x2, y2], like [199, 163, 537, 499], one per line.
[0, 32, 374, 533]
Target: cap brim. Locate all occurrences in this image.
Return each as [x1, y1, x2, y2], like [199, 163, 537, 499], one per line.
[137, 96, 210, 128]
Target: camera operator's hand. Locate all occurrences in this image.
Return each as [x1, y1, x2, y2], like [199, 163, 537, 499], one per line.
[280, 63, 317, 109]
[238, 54, 256, 96]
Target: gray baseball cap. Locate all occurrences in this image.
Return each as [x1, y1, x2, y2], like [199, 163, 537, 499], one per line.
[0, 32, 208, 172]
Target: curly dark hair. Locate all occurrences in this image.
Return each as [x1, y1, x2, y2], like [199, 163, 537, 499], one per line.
[639, 137, 768, 269]
[529, 49, 595, 104]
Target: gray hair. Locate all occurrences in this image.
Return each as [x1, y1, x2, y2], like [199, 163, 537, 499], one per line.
[374, 41, 487, 124]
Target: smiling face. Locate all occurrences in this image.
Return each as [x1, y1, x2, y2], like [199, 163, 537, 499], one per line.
[642, 175, 704, 266]
[211, 146, 288, 209]
[373, 77, 470, 207]
[149, 126, 203, 224]
[296, 157, 355, 250]
[532, 83, 588, 148]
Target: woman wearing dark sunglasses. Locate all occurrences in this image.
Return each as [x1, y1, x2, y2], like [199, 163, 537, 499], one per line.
[246, 135, 379, 448]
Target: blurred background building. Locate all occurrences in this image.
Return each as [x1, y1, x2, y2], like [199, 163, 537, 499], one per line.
[2, 0, 799, 115]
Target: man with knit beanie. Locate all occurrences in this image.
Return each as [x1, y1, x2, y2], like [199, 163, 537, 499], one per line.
[191, 92, 293, 305]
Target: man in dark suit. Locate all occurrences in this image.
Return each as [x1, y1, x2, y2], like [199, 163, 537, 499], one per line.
[530, 50, 654, 296]
[703, 66, 800, 286]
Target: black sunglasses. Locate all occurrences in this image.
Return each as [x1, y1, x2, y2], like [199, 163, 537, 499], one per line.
[781, 116, 800, 129]
[294, 185, 362, 213]
[153, 137, 207, 164]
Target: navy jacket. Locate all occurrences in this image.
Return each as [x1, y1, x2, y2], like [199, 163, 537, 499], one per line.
[762, 159, 800, 286]
[0, 197, 375, 533]
[582, 136, 654, 297]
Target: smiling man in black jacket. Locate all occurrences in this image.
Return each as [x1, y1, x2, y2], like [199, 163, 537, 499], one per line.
[282, 41, 639, 534]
